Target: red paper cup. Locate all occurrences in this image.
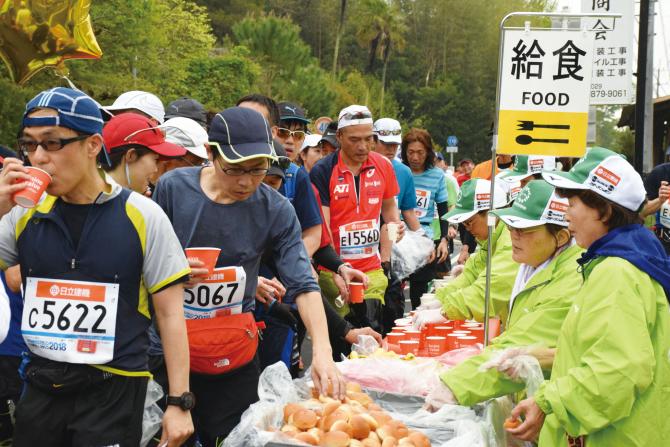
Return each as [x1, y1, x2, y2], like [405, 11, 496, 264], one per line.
[434, 325, 453, 338]
[398, 340, 419, 355]
[404, 330, 421, 342]
[461, 322, 482, 329]
[452, 330, 471, 336]
[470, 327, 486, 344]
[386, 332, 405, 345]
[446, 333, 462, 351]
[12, 167, 51, 208]
[457, 335, 478, 347]
[349, 281, 365, 304]
[452, 320, 466, 330]
[185, 247, 221, 276]
[425, 322, 443, 336]
[426, 336, 447, 356]
[394, 317, 412, 327]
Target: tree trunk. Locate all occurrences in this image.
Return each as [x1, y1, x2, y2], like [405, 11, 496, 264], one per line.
[331, 0, 347, 75]
[380, 37, 391, 115]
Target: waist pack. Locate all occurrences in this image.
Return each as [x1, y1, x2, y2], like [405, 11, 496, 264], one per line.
[24, 358, 112, 395]
[186, 312, 259, 375]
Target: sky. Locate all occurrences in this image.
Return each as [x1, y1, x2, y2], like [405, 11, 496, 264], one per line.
[555, 0, 670, 97]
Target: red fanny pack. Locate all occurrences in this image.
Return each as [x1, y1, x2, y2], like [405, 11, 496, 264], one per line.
[186, 312, 259, 375]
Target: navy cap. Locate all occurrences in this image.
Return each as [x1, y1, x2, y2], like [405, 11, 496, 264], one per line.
[278, 102, 310, 124]
[23, 87, 104, 135]
[165, 97, 207, 127]
[22, 87, 111, 167]
[208, 107, 276, 163]
[267, 139, 287, 179]
[319, 121, 339, 149]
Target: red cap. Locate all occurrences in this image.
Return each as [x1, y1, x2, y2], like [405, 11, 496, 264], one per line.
[103, 113, 186, 157]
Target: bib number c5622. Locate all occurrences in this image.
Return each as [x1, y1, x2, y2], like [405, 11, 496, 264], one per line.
[183, 267, 246, 319]
[22, 278, 118, 364]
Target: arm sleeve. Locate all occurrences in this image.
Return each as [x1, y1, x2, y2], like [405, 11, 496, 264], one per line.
[459, 224, 477, 251]
[437, 233, 516, 322]
[533, 265, 657, 436]
[310, 162, 331, 207]
[0, 208, 21, 270]
[312, 244, 344, 273]
[435, 171, 448, 203]
[644, 166, 664, 200]
[322, 294, 352, 339]
[128, 194, 190, 294]
[270, 201, 320, 304]
[437, 201, 449, 238]
[293, 170, 322, 230]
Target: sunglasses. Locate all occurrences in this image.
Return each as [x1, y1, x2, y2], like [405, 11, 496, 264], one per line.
[276, 128, 306, 141]
[375, 129, 401, 136]
[17, 134, 90, 153]
[340, 111, 372, 121]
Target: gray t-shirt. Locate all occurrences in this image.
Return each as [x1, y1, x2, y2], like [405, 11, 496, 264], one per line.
[152, 166, 319, 311]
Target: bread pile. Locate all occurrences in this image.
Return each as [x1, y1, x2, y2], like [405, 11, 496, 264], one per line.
[277, 382, 431, 447]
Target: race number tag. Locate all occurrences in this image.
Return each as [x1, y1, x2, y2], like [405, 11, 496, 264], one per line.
[339, 219, 380, 260]
[183, 267, 246, 319]
[659, 201, 670, 229]
[22, 278, 118, 364]
[415, 189, 432, 218]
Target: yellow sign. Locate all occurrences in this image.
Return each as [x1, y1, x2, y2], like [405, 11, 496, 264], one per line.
[498, 110, 588, 157]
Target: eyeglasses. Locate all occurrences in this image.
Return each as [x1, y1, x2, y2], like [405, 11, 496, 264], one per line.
[17, 134, 90, 153]
[506, 225, 544, 236]
[216, 157, 269, 177]
[339, 111, 372, 121]
[276, 128, 306, 141]
[271, 156, 292, 171]
[375, 129, 401, 136]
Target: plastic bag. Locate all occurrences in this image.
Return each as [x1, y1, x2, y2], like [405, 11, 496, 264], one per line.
[350, 334, 380, 356]
[391, 228, 435, 279]
[479, 348, 544, 397]
[140, 380, 164, 447]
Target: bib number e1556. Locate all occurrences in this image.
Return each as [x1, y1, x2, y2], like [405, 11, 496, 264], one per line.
[339, 219, 380, 260]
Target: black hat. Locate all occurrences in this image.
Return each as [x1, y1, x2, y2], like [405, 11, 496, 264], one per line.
[319, 121, 339, 149]
[209, 107, 275, 163]
[278, 102, 310, 124]
[267, 139, 288, 179]
[165, 97, 207, 127]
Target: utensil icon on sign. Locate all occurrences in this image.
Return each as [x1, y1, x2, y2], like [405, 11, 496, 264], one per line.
[517, 120, 570, 131]
[516, 135, 569, 145]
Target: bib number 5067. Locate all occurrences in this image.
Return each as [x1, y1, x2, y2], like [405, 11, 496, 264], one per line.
[27, 300, 107, 334]
[184, 283, 239, 307]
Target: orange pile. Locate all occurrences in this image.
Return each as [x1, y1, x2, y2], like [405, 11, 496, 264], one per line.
[277, 382, 431, 447]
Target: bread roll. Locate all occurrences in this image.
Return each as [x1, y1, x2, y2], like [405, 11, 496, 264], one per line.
[321, 430, 351, 447]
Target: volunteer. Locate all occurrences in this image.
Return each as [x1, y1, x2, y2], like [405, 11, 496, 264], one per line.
[412, 178, 518, 325]
[102, 113, 186, 195]
[424, 180, 582, 409]
[401, 128, 450, 309]
[507, 147, 670, 446]
[310, 105, 404, 332]
[153, 106, 344, 445]
[0, 87, 193, 446]
[500, 155, 556, 189]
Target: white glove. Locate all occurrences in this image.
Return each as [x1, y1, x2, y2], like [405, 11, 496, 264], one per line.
[480, 347, 529, 380]
[412, 308, 447, 330]
[423, 379, 458, 412]
[416, 299, 442, 311]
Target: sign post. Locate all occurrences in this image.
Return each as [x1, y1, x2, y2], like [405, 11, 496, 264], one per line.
[446, 135, 458, 166]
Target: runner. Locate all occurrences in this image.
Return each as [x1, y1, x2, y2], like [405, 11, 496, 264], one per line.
[423, 180, 582, 410]
[310, 105, 404, 332]
[152, 106, 344, 445]
[319, 121, 340, 156]
[104, 90, 166, 124]
[296, 134, 324, 172]
[412, 179, 518, 325]
[0, 87, 193, 447]
[276, 102, 309, 162]
[102, 113, 186, 195]
[505, 147, 670, 446]
[165, 97, 208, 129]
[400, 128, 450, 309]
[641, 161, 670, 254]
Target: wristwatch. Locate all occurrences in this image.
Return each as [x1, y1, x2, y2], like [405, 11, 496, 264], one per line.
[336, 262, 353, 275]
[166, 391, 196, 411]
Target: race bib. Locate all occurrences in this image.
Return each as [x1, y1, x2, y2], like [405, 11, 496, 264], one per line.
[183, 267, 246, 319]
[339, 219, 380, 260]
[22, 278, 118, 364]
[415, 189, 432, 219]
[659, 201, 670, 229]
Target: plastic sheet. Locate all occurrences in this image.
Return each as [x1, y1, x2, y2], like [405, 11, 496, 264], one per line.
[141, 380, 164, 447]
[391, 229, 435, 279]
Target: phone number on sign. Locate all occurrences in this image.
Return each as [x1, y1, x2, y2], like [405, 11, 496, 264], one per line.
[590, 89, 628, 98]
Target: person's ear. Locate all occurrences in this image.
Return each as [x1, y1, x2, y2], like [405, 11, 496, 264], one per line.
[124, 148, 139, 164]
[87, 134, 104, 160]
[555, 228, 571, 247]
[271, 125, 278, 139]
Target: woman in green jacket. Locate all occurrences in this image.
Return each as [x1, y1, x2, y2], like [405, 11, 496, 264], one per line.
[412, 178, 519, 326]
[424, 180, 583, 410]
[507, 147, 670, 446]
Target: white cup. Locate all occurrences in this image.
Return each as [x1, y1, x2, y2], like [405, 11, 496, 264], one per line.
[387, 222, 399, 243]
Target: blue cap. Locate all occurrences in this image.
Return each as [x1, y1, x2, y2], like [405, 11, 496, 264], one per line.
[22, 87, 111, 166]
[23, 87, 104, 135]
[209, 107, 276, 163]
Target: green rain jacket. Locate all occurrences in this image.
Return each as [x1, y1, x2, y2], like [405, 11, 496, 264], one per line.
[441, 243, 583, 406]
[535, 256, 670, 446]
[436, 221, 518, 323]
